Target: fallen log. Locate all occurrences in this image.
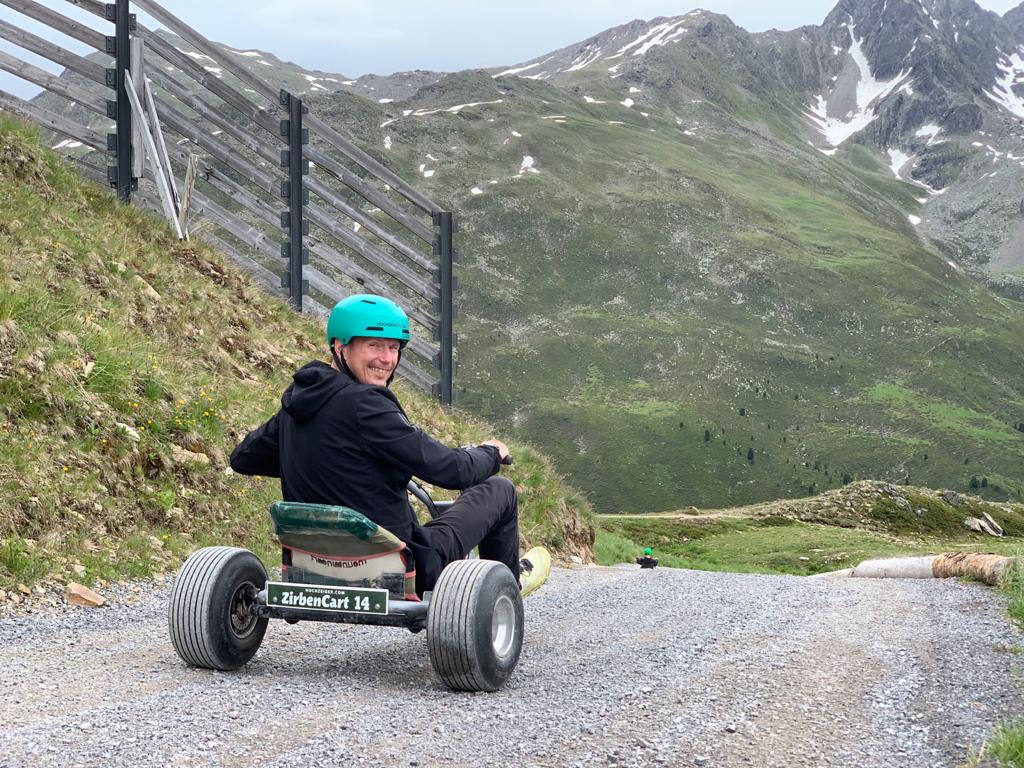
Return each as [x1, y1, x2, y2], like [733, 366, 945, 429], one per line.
[813, 553, 1019, 586]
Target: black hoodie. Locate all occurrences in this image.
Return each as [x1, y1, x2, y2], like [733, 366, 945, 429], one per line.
[230, 361, 500, 549]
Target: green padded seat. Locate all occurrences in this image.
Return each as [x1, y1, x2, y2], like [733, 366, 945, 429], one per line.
[270, 501, 417, 600]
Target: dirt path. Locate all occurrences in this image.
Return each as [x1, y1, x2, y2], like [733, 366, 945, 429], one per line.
[0, 565, 1020, 767]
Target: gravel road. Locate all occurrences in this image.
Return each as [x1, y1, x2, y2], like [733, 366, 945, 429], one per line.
[1, 564, 1021, 768]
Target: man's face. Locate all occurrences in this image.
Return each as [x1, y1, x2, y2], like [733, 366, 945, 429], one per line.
[341, 336, 402, 386]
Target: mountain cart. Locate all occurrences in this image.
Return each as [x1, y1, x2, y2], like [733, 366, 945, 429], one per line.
[167, 479, 525, 692]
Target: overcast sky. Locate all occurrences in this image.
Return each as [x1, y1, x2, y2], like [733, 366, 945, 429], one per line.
[0, 0, 1021, 97]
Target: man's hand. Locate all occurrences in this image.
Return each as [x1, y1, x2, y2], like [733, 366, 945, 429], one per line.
[481, 439, 510, 463]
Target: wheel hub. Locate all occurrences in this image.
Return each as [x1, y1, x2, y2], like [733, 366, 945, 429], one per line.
[229, 582, 259, 638]
[490, 594, 517, 659]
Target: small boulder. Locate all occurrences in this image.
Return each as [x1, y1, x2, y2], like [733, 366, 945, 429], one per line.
[66, 582, 105, 608]
[171, 444, 211, 467]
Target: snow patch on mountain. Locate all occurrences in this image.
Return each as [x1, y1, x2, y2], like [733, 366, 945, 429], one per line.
[805, 24, 910, 147]
[984, 48, 1024, 119]
[567, 47, 603, 72]
[915, 124, 942, 145]
[606, 19, 688, 60]
[495, 59, 551, 78]
[888, 148, 912, 177]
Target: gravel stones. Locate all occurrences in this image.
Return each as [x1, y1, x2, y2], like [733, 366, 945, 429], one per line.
[0, 566, 1021, 767]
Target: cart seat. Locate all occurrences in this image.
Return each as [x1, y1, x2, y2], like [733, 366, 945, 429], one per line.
[270, 501, 417, 600]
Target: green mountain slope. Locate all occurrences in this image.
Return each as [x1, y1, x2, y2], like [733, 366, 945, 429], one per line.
[0, 117, 594, 591]
[312, 49, 1024, 513]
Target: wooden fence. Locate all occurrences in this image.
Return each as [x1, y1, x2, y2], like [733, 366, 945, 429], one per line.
[0, 0, 455, 402]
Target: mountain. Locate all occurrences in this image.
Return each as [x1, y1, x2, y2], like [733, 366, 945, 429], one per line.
[23, 0, 1024, 514]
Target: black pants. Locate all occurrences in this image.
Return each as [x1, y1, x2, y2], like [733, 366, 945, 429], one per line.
[411, 476, 520, 595]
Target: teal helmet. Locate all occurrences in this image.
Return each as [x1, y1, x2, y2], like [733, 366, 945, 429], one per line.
[644, 547, 653, 556]
[326, 294, 411, 349]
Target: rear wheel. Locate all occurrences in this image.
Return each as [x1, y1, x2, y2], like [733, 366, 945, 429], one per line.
[168, 546, 268, 670]
[426, 559, 524, 691]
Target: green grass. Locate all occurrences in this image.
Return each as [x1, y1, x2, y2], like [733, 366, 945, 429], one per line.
[989, 722, 1024, 767]
[1001, 556, 1024, 629]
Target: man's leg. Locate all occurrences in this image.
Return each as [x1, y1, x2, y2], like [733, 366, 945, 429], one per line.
[424, 476, 521, 584]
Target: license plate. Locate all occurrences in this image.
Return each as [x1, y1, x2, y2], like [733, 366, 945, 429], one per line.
[266, 582, 389, 615]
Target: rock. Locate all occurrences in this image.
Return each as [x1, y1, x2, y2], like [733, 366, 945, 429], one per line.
[171, 444, 211, 467]
[72, 563, 86, 577]
[66, 582, 105, 607]
[570, 555, 583, 565]
[133, 275, 162, 301]
[116, 422, 141, 442]
[17, 583, 30, 595]
[0, 589, 6, 601]
[942, 491, 962, 506]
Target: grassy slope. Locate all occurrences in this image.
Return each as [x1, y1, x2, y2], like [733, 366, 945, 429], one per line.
[309, 53, 1024, 514]
[0, 117, 594, 591]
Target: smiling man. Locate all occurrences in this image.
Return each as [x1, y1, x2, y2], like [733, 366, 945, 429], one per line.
[229, 293, 524, 595]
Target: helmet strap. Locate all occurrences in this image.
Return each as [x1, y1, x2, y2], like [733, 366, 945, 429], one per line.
[330, 343, 354, 380]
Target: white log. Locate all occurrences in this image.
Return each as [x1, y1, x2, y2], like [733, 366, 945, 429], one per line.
[850, 557, 937, 579]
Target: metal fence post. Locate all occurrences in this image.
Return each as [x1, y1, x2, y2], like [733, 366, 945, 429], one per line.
[104, 0, 135, 201]
[433, 211, 455, 406]
[279, 90, 308, 311]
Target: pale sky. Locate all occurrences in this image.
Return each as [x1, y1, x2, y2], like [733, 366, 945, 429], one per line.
[0, 0, 1021, 98]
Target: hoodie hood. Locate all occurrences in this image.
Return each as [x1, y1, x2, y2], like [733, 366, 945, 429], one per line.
[281, 360, 351, 423]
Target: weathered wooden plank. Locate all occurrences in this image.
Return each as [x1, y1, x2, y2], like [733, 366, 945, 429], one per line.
[153, 96, 281, 195]
[69, 153, 106, 185]
[305, 112, 436, 215]
[130, 38, 145, 179]
[146, 66, 283, 177]
[395, 357, 439, 392]
[305, 197, 438, 302]
[305, 174, 433, 272]
[124, 71, 182, 237]
[307, 238, 439, 333]
[188, 185, 281, 262]
[306, 147, 433, 245]
[62, 0, 106, 21]
[302, 294, 328, 318]
[178, 153, 198, 238]
[0, 17, 107, 86]
[0, 87, 107, 151]
[198, 230, 286, 298]
[143, 76, 179, 206]
[135, 28, 282, 141]
[0, 48, 107, 118]
[0, 0, 107, 52]
[128, 0, 437, 217]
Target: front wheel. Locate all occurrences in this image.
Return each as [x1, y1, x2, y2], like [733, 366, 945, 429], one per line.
[426, 559, 524, 692]
[168, 546, 268, 670]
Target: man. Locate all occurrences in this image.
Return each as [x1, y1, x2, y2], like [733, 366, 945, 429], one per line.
[229, 294, 523, 596]
[636, 547, 658, 569]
